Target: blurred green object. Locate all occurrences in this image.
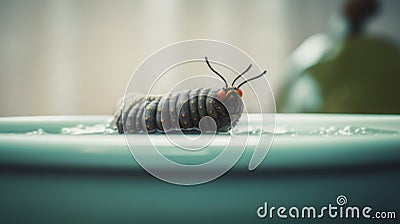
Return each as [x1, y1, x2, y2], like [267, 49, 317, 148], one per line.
[0, 114, 399, 224]
[278, 35, 400, 113]
[308, 36, 400, 113]
[278, 0, 400, 114]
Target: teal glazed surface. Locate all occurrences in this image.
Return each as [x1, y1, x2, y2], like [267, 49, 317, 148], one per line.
[0, 114, 399, 224]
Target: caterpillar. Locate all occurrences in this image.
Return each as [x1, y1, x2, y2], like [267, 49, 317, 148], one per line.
[113, 57, 266, 134]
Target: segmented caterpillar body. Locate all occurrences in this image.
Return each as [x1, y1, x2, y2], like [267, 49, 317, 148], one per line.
[113, 57, 266, 134]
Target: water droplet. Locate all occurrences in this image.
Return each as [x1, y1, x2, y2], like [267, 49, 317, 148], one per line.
[26, 128, 47, 135]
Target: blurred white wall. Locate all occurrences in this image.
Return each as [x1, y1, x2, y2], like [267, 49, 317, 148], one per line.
[0, 0, 399, 116]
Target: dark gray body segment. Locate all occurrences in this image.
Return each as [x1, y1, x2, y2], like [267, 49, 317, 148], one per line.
[125, 101, 141, 133]
[160, 94, 172, 131]
[197, 88, 210, 120]
[144, 97, 161, 133]
[135, 100, 148, 133]
[214, 100, 231, 132]
[168, 92, 180, 130]
[206, 91, 218, 121]
[155, 96, 165, 131]
[188, 88, 201, 127]
[177, 90, 192, 129]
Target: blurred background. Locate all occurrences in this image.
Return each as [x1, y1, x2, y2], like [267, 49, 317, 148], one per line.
[0, 0, 399, 116]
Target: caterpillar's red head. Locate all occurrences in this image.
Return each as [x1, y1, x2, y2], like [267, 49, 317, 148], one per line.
[206, 56, 266, 101]
[217, 87, 242, 102]
[206, 57, 267, 131]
